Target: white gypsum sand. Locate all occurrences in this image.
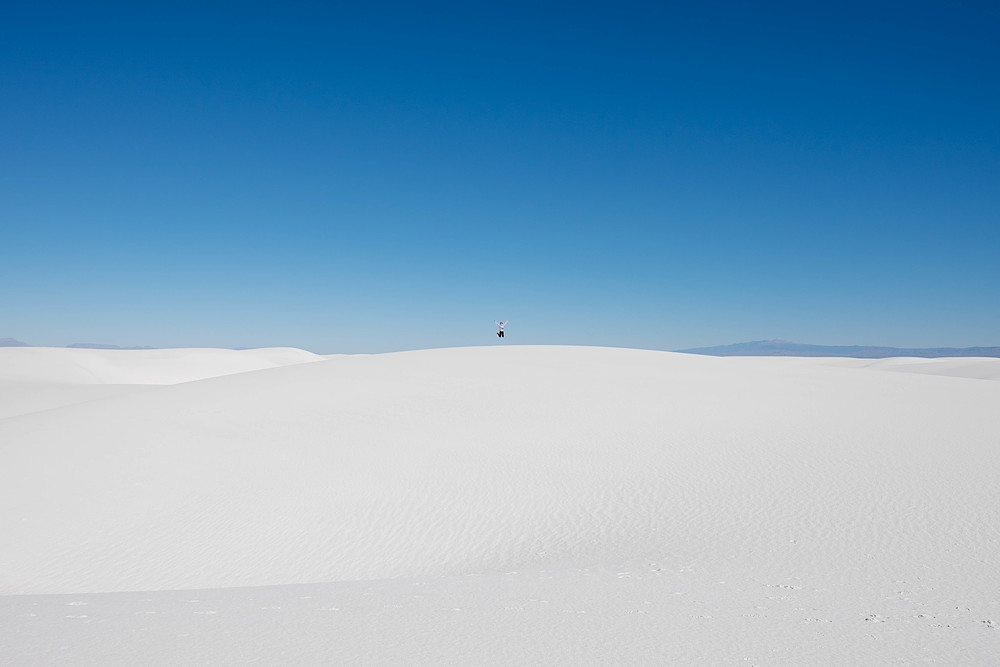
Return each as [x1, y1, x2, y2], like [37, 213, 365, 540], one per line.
[1, 345, 998, 664]
[0, 346, 323, 420]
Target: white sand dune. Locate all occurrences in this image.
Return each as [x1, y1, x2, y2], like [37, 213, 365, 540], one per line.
[1, 346, 999, 664]
[828, 355, 1000, 381]
[0, 346, 322, 420]
[0, 346, 322, 386]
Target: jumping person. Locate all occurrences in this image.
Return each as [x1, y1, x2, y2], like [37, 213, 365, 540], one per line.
[494, 320, 507, 338]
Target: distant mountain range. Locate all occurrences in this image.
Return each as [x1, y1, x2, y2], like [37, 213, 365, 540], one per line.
[677, 339, 1000, 358]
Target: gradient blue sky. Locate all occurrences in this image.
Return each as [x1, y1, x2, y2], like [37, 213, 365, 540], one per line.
[2, 1, 997, 353]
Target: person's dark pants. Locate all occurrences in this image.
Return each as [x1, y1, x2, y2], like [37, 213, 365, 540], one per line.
[498, 330, 504, 338]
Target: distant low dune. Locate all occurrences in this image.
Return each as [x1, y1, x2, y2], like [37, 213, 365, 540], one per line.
[0, 346, 322, 387]
[0, 347, 324, 420]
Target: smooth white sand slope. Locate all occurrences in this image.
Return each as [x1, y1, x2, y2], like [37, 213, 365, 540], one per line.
[2, 346, 999, 664]
[0, 346, 322, 419]
[828, 355, 1000, 381]
[0, 346, 322, 386]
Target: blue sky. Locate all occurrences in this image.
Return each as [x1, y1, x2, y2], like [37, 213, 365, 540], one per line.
[2, 1, 997, 353]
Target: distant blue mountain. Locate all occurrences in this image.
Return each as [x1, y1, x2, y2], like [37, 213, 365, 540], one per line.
[677, 339, 1000, 358]
[0, 338, 31, 347]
